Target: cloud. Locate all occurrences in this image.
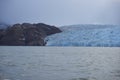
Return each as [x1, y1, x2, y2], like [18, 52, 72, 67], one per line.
[97, 0, 120, 24]
[0, 0, 119, 26]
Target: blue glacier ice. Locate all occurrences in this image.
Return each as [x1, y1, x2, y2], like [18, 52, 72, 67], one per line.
[45, 24, 120, 47]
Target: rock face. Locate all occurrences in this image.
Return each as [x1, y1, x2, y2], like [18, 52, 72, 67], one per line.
[0, 29, 5, 40]
[0, 23, 61, 46]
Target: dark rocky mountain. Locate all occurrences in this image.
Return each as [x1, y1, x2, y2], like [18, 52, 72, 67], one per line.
[0, 23, 61, 46]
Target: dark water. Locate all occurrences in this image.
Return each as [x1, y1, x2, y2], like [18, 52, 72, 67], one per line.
[0, 47, 120, 80]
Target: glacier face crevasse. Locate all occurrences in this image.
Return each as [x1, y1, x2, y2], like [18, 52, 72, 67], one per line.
[45, 24, 120, 47]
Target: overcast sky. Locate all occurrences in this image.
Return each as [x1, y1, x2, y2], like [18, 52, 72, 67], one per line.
[0, 0, 120, 26]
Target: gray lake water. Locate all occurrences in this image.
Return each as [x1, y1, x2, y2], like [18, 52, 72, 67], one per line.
[0, 47, 120, 80]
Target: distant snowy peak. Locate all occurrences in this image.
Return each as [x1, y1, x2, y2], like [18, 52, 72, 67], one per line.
[46, 24, 120, 47]
[0, 23, 9, 29]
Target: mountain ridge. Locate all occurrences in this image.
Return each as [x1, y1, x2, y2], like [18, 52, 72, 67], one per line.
[0, 23, 61, 46]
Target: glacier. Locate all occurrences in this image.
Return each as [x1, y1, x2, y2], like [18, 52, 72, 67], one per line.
[45, 24, 120, 47]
